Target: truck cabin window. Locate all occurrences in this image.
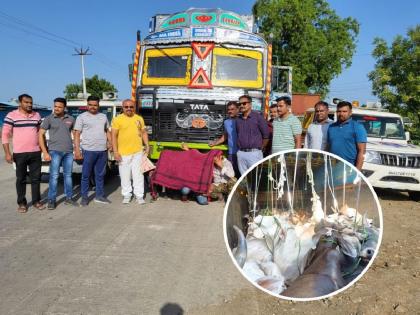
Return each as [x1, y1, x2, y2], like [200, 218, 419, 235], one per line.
[352, 114, 405, 140]
[214, 55, 258, 81]
[147, 56, 188, 78]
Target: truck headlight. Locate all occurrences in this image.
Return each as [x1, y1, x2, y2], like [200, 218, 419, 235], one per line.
[364, 150, 381, 164]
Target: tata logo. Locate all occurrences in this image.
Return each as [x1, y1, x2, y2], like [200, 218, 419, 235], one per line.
[190, 104, 209, 111]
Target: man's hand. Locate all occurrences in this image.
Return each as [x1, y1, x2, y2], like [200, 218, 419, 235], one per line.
[42, 152, 51, 162]
[5, 153, 13, 164]
[144, 145, 150, 157]
[107, 142, 113, 152]
[114, 152, 122, 162]
[74, 150, 83, 160]
[209, 140, 216, 147]
[214, 155, 224, 168]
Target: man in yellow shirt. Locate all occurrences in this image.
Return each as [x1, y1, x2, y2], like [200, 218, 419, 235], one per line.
[111, 99, 149, 204]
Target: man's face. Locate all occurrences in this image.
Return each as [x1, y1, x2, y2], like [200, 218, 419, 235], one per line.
[314, 105, 328, 122]
[122, 100, 135, 117]
[20, 97, 33, 113]
[269, 107, 278, 120]
[227, 104, 239, 118]
[337, 105, 352, 123]
[87, 100, 99, 114]
[238, 97, 251, 114]
[53, 102, 66, 116]
[277, 100, 289, 117]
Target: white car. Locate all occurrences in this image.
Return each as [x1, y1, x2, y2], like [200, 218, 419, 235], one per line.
[303, 107, 420, 201]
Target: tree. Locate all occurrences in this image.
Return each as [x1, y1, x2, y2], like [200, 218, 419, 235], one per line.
[368, 25, 420, 143]
[64, 75, 117, 99]
[253, 0, 359, 96]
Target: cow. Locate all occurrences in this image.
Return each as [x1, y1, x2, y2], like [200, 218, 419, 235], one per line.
[281, 229, 355, 298]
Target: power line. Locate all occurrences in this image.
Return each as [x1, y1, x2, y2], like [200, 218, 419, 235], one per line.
[0, 10, 126, 71]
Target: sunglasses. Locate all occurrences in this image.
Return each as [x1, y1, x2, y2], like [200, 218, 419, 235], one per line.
[123, 106, 134, 109]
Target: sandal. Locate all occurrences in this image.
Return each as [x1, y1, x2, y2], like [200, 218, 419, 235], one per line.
[33, 202, 46, 210]
[17, 204, 28, 213]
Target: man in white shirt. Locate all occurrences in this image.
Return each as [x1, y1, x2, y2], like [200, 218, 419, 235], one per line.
[304, 101, 333, 151]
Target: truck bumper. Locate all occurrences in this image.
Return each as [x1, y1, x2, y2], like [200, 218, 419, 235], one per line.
[148, 141, 227, 160]
[362, 162, 420, 192]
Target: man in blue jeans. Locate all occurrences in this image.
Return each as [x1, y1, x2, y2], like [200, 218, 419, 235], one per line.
[74, 96, 112, 206]
[39, 98, 78, 209]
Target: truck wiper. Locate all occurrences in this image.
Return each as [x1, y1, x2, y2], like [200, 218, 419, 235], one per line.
[152, 45, 182, 66]
[218, 43, 253, 59]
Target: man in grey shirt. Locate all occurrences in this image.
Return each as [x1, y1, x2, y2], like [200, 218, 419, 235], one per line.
[39, 98, 78, 209]
[304, 101, 333, 151]
[74, 96, 112, 206]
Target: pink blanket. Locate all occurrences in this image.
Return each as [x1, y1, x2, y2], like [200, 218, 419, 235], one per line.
[151, 149, 222, 194]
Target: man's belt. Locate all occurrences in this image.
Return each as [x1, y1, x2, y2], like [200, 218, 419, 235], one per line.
[239, 148, 261, 152]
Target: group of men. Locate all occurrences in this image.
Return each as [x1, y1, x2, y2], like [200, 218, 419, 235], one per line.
[210, 95, 367, 178]
[2, 93, 366, 213]
[2, 94, 148, 213]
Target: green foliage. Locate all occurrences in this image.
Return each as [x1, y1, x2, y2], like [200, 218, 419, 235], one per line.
[368, 25, 420, 143]
[253, 0, 359, 96]
[64, 75, 117, 99]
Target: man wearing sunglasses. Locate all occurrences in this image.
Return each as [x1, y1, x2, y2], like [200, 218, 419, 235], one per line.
[235, 95, 269, 175]
[74, 95, 112, 206]
[111, 99, 149, 205]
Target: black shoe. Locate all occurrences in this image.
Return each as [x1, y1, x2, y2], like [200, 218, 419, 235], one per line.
[80, 197, 89, 207]
[47, 200, 56, 210]
[64, 198, 79, 207]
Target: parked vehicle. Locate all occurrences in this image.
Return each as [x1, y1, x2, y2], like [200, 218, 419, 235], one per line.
[40, 97, 122, 175]
[302, 106, 420, 201]
[130, 8, 291, 159]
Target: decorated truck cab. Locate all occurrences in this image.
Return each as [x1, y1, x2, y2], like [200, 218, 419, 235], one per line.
[132, 8, 278, 159]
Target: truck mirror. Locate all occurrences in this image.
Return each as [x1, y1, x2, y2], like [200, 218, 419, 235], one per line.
[405, 131, 411, 141]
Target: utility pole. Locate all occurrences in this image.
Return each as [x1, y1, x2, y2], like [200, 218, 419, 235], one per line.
[73, 47, 91, 99]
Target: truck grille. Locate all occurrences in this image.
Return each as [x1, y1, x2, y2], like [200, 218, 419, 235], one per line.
[140, 101, 226, 143]
[380, 153, 420, 168]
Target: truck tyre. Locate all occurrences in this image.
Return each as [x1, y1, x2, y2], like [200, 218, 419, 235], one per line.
[408, 191, 420, 202]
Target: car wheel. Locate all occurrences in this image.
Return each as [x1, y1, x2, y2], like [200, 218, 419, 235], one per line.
[408, 191, 420, 202]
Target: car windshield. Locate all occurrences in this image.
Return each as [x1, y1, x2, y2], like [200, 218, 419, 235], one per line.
[352, 114, 405, 140]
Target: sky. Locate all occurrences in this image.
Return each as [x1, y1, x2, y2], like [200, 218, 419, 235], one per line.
[0, 0, 418, 107]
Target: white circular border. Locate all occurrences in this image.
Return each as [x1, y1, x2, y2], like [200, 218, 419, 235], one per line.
[222, 148, 384, 302]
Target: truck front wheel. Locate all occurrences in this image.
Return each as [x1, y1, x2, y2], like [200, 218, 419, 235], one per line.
[408, 191, 420, 202]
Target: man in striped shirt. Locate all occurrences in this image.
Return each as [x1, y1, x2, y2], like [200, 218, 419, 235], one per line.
[272, 96, 302, 153]
[2, 94, 45, 213]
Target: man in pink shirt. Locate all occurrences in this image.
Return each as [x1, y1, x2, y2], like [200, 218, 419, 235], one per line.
[2, 94, 45, 213]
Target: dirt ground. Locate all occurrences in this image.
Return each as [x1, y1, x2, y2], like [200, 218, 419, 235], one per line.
[190, 188, 420, 315]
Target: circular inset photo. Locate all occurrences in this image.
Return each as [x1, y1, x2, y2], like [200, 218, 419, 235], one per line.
[223, 149, 383, 301]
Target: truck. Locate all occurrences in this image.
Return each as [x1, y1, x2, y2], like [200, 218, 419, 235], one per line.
[302, 106, 420, 201]
[130, 8, 291, 159]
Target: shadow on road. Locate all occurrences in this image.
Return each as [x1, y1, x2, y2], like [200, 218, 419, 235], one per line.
[160, 303, 184, 315]
[374, 188, 411, 201]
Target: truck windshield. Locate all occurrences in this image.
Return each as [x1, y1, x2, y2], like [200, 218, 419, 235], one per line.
[212, 47, 263, 88]
[352, 114, 405, 140]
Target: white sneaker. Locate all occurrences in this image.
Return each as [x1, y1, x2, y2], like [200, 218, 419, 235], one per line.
[136, 198, 146, 205]
[122, 196, 131, 204]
